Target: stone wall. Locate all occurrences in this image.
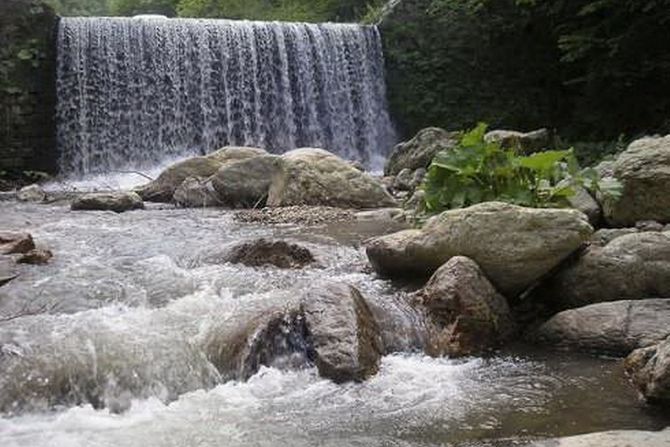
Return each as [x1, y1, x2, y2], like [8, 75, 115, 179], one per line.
[0, 0, 59, 174]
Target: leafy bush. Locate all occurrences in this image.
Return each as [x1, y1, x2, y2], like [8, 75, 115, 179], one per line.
[422, 123, 620, 213]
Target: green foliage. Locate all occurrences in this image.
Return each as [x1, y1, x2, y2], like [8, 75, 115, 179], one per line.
[110, 0, 179, 16]
[421, 123, 621, 214]
[177, 0, 384, 22]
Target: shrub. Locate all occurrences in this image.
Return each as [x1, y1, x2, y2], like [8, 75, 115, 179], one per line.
[421, 123, 621, 213]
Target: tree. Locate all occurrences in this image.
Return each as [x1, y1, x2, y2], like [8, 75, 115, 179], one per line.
[110, 0, 180, 16]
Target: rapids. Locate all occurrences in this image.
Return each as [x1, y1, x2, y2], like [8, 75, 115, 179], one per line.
[0, 200, 668, 446]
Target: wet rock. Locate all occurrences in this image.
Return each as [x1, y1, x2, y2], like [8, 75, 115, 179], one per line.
[532, 299, 670, 355]
[0, 231, 35, 255]
[211, 155, 283, 208]
[17, 184, 46, 202]
[415, 257, 515, 357]
[223, 239, 315, 269]
[531, 428, 670, 447]
[534, 232, 670, 310]
[366, 202, 593, 297]
[302, 282, 383, 383]
[173, 177, 221, 208]
[136, 147, 267, 202]
[603, 135, 670, 226]
[71, 191, 144, 213]
[205, 307, 309, 381]
[17, 249, 53, 265]
[385, 127, 459, 176]
[268, 148, 396, 209]
[234, 206, 355, 225]
[484, 128, 550, 153]
[625, 336, 670, 406]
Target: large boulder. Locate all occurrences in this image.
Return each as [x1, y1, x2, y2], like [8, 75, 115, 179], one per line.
[625, 336, 670, 406]
[211, 155, 283, 208]
[302, 282, 383, 383]
[532, 300, 670, 355]
[365, 202, 593, 297]
[603, 135, 670, 226]
[268, 148, 396, 209]
[136, 147, 267, 202]
[484, 128, 551, 154]
[531, 429, 670, 447]
[221, 239, 315, 269]
[414, 257, 515, 356]
[384, 127, 459, 176]
[71, 192, 144, 213]
[534, 232, 670, 310]
[173, 177, 221, 208]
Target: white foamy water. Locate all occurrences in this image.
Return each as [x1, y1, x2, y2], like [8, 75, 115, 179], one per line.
[0, 202, 667, 446]
[56, 18, 396, 175]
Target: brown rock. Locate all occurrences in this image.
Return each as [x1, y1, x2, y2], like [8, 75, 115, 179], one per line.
[415, 257, 515, 356]
[0, 231, 35, 255]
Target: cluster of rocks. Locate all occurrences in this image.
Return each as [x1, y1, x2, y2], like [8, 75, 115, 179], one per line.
[0, 231, 53, 288]
[67, 146, 398, 214]
[363, 129, 670, 409]
[136, 146, 394, 210]
[206, 279, 383, 384]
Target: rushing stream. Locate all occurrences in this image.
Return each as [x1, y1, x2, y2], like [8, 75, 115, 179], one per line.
[0, 200, 668, 446]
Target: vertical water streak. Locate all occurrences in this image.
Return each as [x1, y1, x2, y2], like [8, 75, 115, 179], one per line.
[57, 17, 396, 175]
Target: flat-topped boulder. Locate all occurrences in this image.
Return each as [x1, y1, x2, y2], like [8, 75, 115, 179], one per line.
[532, 299, 670, 355]
[603, 135, 670, 226]
[415, 256, 515, 356]
[71, 191, 144, 213]
[136, 146, 267, 202]
[268, 148, 396, 209]
[365, 202, 593, 297]
[534, 232, 670, 309]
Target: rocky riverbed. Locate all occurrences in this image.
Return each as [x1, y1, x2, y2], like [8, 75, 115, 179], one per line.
[0, 199, 669, 447]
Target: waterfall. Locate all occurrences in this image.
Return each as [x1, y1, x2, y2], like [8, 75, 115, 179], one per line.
[56, 17, 396, 175]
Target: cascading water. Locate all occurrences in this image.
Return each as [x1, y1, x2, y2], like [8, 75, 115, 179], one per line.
[56, 17, 396, 175]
